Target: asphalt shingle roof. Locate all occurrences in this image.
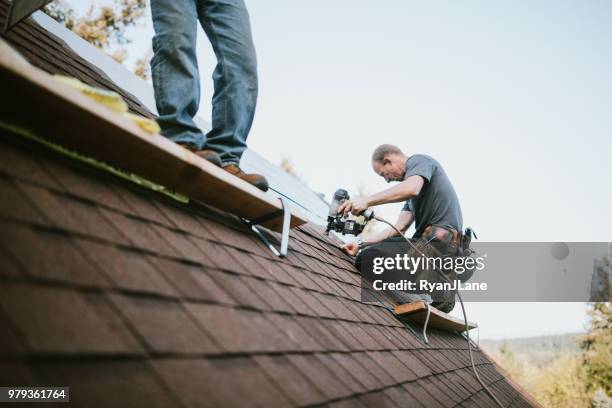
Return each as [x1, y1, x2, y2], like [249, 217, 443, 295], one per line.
[0, 127, 538, 407]
[0, 2, 539, 406]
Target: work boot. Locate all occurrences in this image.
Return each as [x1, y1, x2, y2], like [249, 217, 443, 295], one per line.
[177, 142, 222, 167]
[223, 164, 269, 192]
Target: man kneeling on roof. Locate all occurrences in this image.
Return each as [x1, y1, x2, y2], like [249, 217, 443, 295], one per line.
[339, 144, 465, 312]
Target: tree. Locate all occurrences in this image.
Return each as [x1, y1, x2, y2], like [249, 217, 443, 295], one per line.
[581, 302, 612, 398]
[44, 0, 150, 78]
[279, 154, 306, 184]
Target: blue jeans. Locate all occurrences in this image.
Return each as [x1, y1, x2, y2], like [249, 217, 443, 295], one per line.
[150, 0, 258, 164]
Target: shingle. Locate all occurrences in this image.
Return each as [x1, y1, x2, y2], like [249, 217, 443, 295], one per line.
[252, 255, 298, 285]
[328, 398, 369, 408]
[108, 294, 218, 354]
[101, 210, 178, 257]
[76, 241, 177, 297]
[315, 353, 366, 394]
[430, 349, 458, 372]
[0, 177, 48, 225]
[308, 273, 336, 294]
[0, 283, 142, 354]
[209, 357, 292, 408]
[402, 381, 443, 408]
[109, 186, 171, 226]
[286, 265, 321, 291]
[344, 301, 375, 323]
[357, 390, 399, 408]
[414, 349, 446, 374]
[343, 322, 381, 350]
[155, 260, 236, 304]
[331, 353, 384, 391]
[236, 252, 273, 279]
[290, 287, 334, 318]
[384, 385, 421, 408]
[338, 281, 363, 301]
[42, 161, 133, 213]
[445, 371, 476, 396]
[454, 367, 483, 394]
[437, 372, 471, 403]
[377, 325, 410, 350]
[239, 276, 294, 313]
[0, 242, 23, 279]
[314, 293, 358, 321]
[193, 240, 242, 271]
[265, 313, 324, 352]
[154, 357, 292, 408]
[0, 139, 59, 188]
[186, 304, 293, 353]
[267, 281, 312, 315]
[327, 320, 365, 351]
[17, 183, 124, 242]
[31, 360, 175, 407]
[254, 355, 327, 406]
[392, 350, 432, 379]
[362, 324, 398, 350]
[294, 316, 348, 352]
[287, 353, 353, 400]
[0, 361, 36, 387]
[0, 307, 27, 356]
[209, 271, 269, 310]
[150, 224, 212, 266]
[351, 352, 395, 387]
[154, 202, 212, 238]
[389, 326, 423, 350]
[418, 378, 456, 408]
[203, 220, 263, 254]
[0, 224, 109, 287]
[150, 358, 223, 408]
[223, 246, 259, 275]
[367, 351, 413, 384]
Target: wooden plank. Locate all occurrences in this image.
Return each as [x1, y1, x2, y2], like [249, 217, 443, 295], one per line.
[394, 301, 477, 331]
[0, 40, 307, 232]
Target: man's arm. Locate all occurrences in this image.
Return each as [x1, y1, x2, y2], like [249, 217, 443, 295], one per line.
[338, 175, 425, 215]
[341, 211, 414, 256]
[367, 175, 424, 207]
[363, 210, 414, 245]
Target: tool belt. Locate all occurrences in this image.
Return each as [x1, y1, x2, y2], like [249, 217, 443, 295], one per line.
[422, 225, 462, 255]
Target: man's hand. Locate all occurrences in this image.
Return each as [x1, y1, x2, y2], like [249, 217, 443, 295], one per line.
[341, 242, 359, 256]
[337, 197, 370, 216]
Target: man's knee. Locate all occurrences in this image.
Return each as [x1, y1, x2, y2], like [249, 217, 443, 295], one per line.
[151, 31, 196, 64]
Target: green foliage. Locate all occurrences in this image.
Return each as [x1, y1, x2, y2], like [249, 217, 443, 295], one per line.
[581, 303, 612, 396]
[44, 0, 150, 77]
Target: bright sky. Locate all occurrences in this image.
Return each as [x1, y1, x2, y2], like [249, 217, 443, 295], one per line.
[68, 0, 610, 339]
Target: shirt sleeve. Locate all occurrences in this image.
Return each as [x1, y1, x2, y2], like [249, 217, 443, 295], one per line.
[405, 155, 435, 183]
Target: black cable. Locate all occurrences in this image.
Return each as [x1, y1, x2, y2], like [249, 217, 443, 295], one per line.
[372, 216, 505, 408]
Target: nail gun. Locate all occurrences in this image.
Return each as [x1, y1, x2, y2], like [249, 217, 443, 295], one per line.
[325, 189, 374, 236]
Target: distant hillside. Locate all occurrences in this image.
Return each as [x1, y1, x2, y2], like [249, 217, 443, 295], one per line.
[481, 333, 583, 367]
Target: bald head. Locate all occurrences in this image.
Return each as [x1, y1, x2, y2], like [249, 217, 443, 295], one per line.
[371, 144, 404, 163]
[371, 144, 407, 183]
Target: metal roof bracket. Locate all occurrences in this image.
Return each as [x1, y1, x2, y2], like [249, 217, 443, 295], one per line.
[242, 197, 291, 257]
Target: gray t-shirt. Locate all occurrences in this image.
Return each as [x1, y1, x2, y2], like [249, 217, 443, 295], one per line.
[402, 154, 463, 238]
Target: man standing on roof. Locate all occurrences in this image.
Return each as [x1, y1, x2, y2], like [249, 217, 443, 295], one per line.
[339, 144, 464, 312]
[150, 0, 268, 191]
